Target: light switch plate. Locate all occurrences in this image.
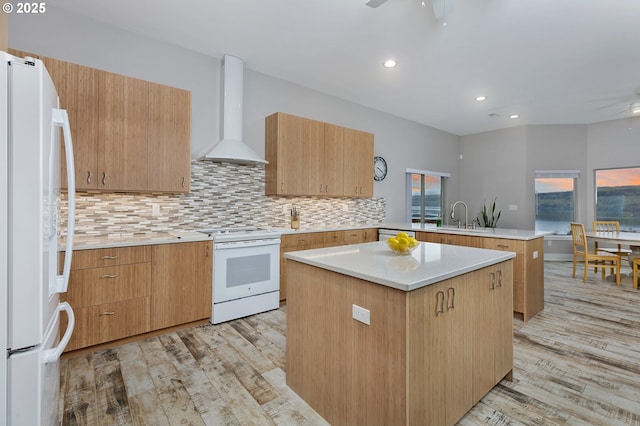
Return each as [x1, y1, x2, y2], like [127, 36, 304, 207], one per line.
[352, 304, 370, 325]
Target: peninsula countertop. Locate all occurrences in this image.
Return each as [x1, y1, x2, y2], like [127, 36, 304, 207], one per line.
[284, 241, 516, 292]
[380, 222, 549, 241]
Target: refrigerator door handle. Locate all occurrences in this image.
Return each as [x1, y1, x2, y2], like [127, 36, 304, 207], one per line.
[43, 302, 75, 364]
[53, 108, 76, 294]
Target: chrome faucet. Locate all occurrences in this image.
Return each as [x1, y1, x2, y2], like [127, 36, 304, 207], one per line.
[450, 201, 469, 229]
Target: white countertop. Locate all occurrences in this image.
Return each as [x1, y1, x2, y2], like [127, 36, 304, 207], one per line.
[284, 241, 516, 292]
[65, 231, 213, 250]
[380, 222, 549, 241]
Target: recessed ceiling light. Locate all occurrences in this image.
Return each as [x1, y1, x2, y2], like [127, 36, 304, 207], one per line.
[383, 59, 397, 68]
[488, 113, 500, 118]
[510, 114, 520, 119]
[475, 96, 487, 101]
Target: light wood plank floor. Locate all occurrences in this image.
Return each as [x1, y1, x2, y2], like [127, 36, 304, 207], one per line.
[59, 261, 640, 425]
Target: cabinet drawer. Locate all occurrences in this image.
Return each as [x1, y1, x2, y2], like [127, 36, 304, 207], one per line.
[323, 231, 344, 246]
[483, 238, 524, 254]
[64, 262, 151, 307]
[281, 232, 324, 249]
[63, 297, 151, 352]
[69, 245, 151, 270]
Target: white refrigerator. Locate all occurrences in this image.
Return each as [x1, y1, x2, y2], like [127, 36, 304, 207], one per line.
[1, 51, 76, 425]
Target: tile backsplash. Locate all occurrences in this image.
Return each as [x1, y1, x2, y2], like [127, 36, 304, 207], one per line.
[62, 160, 386, 237]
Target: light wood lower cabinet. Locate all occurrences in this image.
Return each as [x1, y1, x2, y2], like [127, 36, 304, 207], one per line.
[61, 246, 152, 352]
[286, 259, 513, 426]
[151, 241, 212, 330]
[416, 231, 544, 321]
[63, 241, 212, 352]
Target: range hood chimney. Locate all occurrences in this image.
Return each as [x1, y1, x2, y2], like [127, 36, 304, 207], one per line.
[203, 55, 267, 164]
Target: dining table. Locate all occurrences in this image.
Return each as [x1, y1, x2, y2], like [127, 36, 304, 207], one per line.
[586, 231, 640, 288]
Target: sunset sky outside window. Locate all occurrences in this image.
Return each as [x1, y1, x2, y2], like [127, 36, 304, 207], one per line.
[596, 167, 640, 187]
[535, 177, 573, 193]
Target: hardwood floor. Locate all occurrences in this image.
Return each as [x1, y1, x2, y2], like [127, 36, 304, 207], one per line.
[59, 261, 640, 425]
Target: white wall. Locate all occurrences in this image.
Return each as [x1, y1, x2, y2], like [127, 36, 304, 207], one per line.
[8, 6, 462, 223]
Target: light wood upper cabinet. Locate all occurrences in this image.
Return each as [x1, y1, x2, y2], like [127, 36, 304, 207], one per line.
[266, 112, 306, 195]
[151, 241, 212, 330]
[266, 112, 374, 197]
[343, 127, 374, 197]
[12, 50, 193, 193]
[98, 72, 149, 191]
[63, 62, 99, 190]
[147, 84, 192, 192]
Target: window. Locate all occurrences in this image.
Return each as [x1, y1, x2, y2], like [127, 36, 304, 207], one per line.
[406, 169, 449, 224]
[535, 170, 579, 235]
[595, 167, 640, 232]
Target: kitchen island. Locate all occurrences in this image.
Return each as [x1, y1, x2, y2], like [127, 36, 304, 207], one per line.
[285, 241, 515, 426]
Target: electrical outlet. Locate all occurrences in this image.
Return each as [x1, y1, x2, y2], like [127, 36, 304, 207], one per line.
[533, 250, 539, 259]
[352, 304, 370, 325]
[342, 203, 348, 211]
[509, 204, 518, 211]
[282, 204, 290, 214]
[151, 203, 160, 216]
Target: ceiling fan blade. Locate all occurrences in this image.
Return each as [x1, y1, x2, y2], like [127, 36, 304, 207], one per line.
[365, 0, 389, 8]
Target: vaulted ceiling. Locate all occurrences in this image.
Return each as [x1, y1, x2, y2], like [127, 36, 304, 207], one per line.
[46, 0, 640, 135]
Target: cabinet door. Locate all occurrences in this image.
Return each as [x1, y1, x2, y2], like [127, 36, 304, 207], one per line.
[407, 275, 472, 425]
[98, 71, 149, 191]
[64, 62, 99, 190]
[303, 118, 326, 195]
[471, 261, 513, 403]
[343, 128, 374, 197]
[320, 123, 343, 196]
[147, 84, 191, 192]
[151, 241, 213, 330]
[265, 113, 306, 195]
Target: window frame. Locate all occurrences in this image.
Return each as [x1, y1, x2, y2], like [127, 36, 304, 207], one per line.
[405, 168, 450, 225]
[534, 170, 580, 235]
[594, 166, 640, 232]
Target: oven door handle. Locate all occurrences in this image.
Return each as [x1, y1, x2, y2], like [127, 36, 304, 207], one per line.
[215, 238, 281, 249]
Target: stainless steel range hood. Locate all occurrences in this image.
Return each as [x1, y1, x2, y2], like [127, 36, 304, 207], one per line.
[202, 55, 267, 164]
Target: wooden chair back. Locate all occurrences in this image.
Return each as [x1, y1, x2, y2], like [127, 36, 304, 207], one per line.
[570, 222, 587, 255]
[592, 221, 621, 233]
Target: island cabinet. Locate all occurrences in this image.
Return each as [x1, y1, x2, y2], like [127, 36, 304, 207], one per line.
[265, 112, 373, 197]
[61, 246, 152, 352]
[286, 252, 513, 426]
[416, 230, 544, 321]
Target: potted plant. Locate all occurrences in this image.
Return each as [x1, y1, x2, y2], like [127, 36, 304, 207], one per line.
[476, 198, 501, 228]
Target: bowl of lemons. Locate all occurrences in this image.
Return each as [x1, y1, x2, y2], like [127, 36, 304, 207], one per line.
[387, 232, 420, 255]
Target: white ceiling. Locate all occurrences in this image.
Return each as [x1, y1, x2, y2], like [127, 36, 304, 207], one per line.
[46, 0, 640, 136]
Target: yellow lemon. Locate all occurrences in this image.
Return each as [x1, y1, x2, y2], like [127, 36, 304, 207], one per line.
[387, 237, 400, 250]
[396, 232, 409, 240]
[397, 238, 409, 251]
[409, 237, 418, 247]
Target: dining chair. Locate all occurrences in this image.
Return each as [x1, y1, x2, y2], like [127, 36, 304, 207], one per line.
[570, 222, 620, 285]
[592, 221, 631, 274]
[632, 257, 640, 289]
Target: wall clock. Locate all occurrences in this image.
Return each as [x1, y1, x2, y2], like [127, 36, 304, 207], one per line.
[374, 156, 387, 181]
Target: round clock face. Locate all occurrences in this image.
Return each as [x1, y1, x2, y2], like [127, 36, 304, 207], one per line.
[374, 156, 387, 181]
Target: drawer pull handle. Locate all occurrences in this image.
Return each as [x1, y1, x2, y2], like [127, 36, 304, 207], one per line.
[182, 176, 186, 187]
[102, 172, 107, 185]
[436, 291, 445, 315]
[497, 244, 510, 248]
[87, 170, 92, 184]
[100, 274, 118, 279]
[99, 311, 116, 316]
[497, 269, 503, 287]
[447, 287, 455, 310]
[100, 255, 119, 260]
